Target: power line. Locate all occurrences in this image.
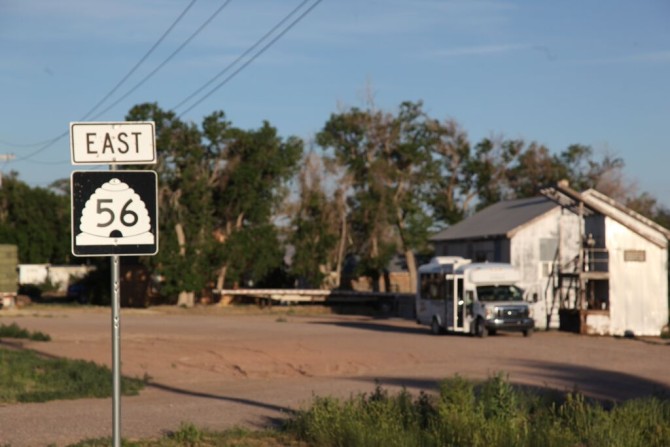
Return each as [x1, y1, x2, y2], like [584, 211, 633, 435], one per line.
[12, 132, 67, 162]
[5, 0, 197, 151]
[0, 137, 58, 148]
[91, 0, 234, 121]
[13, 0, 321, 165]
[80, 0, 198, 121]
[15, 0, 232, 163]
[172, 0, 312, 112]
[178, 0, 323, 118]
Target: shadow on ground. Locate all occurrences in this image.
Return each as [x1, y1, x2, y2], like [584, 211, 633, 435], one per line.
[351, 359, 670, 402]
[311, 319, 428, 335]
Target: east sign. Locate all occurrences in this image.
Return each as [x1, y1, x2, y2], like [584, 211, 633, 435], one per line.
[70, 121, 156, 165]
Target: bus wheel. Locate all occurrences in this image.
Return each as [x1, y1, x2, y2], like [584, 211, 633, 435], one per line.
[431, 318, 442, 335]
[476, 319, 487, 338]
[523, 328, 533, 337]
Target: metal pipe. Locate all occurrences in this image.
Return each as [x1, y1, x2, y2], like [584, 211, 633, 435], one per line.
[112, 254, 121, 447]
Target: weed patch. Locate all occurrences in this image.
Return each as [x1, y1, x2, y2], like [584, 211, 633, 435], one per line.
[289, 374, 670, 447]
[0, 322, 51, 341]
[0, 348, 145, 403]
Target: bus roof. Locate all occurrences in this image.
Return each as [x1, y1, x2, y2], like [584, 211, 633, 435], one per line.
[455, 262, 521, 284]
[418, 256, 471, 274]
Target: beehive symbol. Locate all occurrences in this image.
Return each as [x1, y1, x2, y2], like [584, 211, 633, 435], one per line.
[76, 178, 154, 246]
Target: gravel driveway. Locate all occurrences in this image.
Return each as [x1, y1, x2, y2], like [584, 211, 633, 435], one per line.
[0, 306, 668, 446]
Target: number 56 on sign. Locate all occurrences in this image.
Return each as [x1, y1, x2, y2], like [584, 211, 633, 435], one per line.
[71, 171, 158, 256]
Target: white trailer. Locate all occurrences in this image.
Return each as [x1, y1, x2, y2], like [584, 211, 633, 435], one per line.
[416, 257, 535, 337]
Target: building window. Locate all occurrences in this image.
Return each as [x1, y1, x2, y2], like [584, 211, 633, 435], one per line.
[624, 250, 646, 262]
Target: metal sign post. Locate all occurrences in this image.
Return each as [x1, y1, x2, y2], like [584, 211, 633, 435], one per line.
[70, 122, 158, 447]
[110, 164, 121, 447]
[112, 254, 121, 446]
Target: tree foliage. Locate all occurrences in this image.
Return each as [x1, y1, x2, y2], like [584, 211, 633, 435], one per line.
[317, 101, 435, 291]
[125, 103, 302, 299]
[288, 152, 342, 288]
[3, 98, 668, 301]
[0, 173, 70, 264]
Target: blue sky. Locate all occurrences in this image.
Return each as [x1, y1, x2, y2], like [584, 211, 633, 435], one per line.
[1, 0, 669, 205]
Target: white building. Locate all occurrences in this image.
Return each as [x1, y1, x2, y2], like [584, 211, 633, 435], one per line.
[431, 187, 670, 337]
[18, 264, 94, 292]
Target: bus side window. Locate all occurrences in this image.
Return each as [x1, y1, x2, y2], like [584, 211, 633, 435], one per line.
[420, 274, 431, 300]
[429, 273, 441, 300]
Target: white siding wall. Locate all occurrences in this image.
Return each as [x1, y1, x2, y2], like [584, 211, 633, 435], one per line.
[511, 208, 581, 329]
[605, 218, 669, 336]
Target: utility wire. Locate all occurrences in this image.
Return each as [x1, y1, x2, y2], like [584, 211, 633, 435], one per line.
[178, 0, 323, 118]
[13, 133, 67, 162]
[15, 0, 232, 162]
[173, 0, 312, 112]
[0, 137, 58, 148]
[91, 0, 234, 120]
[81, 0, 198, 120]
[7, 0, 197, 153]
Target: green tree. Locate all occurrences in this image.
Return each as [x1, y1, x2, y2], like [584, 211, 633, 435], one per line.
[203, 112, 303, 289]
[0, 173, 70, 264]
[317, 101, 434, 291]
[288, 152, 341, 288]
[465, 138, 522, 210]
[506, 142, 563, 198]
[424, 118, 474, 225]
[126, 103, 214, 304]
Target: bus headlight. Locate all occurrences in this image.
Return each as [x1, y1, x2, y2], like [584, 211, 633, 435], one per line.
[484, 306, 496, 320]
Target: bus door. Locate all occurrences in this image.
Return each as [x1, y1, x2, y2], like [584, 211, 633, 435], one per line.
[456, 277, 464, 329]
[444, 274, 455, 330]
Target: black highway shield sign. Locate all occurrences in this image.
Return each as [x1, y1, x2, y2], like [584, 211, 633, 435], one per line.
[71, 171, 158, 256]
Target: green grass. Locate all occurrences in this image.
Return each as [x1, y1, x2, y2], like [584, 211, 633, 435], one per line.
[288, 374, 670, 447]
[0, 348, 145, 403]
[0, 322, 51, 341]
[64, 375, 670, 447]
[65, 424, 305, 446]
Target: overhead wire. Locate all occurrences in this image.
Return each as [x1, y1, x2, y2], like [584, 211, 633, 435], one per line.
[177, 0, 323, 118]
[7, 0, 198, 159]
[16, 0, 230, 162]
[80, 0, 199, 121]
[90, 0, 234, 121]
[12, 0, 322, 166]
[172, 0, 313, 112]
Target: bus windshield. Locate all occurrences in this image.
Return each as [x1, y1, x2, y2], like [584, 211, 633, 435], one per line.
[476, 285, 524, 302]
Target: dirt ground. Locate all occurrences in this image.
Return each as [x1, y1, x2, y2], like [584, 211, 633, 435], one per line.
[0, 305, 669, 447]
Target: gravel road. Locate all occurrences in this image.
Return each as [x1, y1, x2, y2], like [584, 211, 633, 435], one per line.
[0, 306, 668, 446]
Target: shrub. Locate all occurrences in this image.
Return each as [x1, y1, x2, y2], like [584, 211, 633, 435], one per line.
[288, 375, 670, 447]
[0, 322, 51, 341]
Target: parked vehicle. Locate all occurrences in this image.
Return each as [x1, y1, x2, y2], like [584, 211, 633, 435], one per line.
[415, 257, 534, 337]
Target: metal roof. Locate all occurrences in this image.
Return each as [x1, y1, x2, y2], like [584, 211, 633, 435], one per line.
[430, 196, 557, 241]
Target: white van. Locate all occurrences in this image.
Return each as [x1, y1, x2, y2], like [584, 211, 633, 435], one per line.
[416, 257, 534, 337]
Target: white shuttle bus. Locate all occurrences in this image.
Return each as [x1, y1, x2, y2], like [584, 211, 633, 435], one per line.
[416, 257, 534, 337]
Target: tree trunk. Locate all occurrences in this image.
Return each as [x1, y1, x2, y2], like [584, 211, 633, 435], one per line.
[175, 223, 186, 256]
[177, 291, 195, 308]
[174, 222, 193, 305]
[216, 265, 227, 291]
[334, 205, 348, 288]
[405, 249, 418, 294]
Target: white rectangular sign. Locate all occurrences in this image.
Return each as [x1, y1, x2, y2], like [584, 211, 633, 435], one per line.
[70, 121, 156, 165]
